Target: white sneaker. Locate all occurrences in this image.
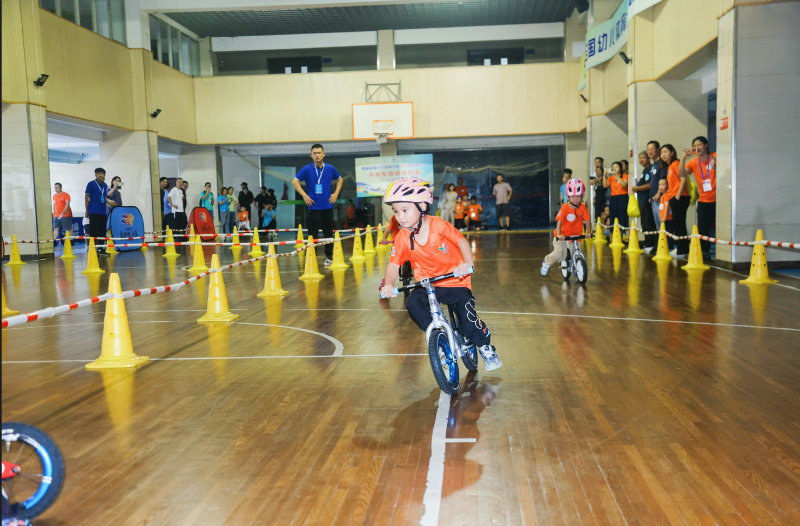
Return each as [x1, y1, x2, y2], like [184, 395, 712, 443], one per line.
[478, 345, 502, 372]
[323, 258, 333, 267]
[540, 262, 550, 276]
[643, 247, 654, 254]
[669, 249, 678, 257]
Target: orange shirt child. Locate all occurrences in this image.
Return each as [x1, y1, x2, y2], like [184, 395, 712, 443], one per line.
[346, 205, 356, 220]
[608, 173, 628, 196]
[388, 215, 401, 237]
[554, 202, 591, 238]
[685, 153, 716, 203]
[454, 203, 466, 219]
[664, 160, 689, 201]
[659, 194, 673, 222]
[53, 192, 72, 218]
[467, 204, 483, 221]
[389, 216, 470, 289]
[237, 211, 249, 222]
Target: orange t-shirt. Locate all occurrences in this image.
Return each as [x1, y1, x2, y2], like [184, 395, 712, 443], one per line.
[608, 173, 628, 196]
[467, 204, 482, 221]
[346, 205, 356, 219]
[664, 160, 688, 201]
[455, 185, 469, 198]
[389, 216, 470, 289]
[454, 203, 466, 219]
[237, 211, 249, 221]
[554, 203, 591, 238]
[388, 216, 401, 236]
[53, 192, 72, 217]
[686, 153, 716, 203]
[659, 194, 673, 221]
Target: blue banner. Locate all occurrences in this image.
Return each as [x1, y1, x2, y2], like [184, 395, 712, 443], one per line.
[106, 206, 145, 251]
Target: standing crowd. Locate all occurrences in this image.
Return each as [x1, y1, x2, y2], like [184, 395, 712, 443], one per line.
[434, 175, 513, 233]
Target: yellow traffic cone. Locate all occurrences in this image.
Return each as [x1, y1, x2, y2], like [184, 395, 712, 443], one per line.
[329, 231, 350, 270]
[106, 231, 116, 256]
[749, 284, 770, 327]
[299, 235, 324, 281]
[187, 234, 209, 273]
[682, 225, 710, 271]
[2, 284, 19, 316]
[60, 231, 76, 259]
[609, 219, 624, 248]
[652, 222, 673, 262]
[85, 273, 149, 369]
[187, 224, 196, 256]
[740, 229, 778, 284]
[198, 254, 240, 323]
[387, 232, 393, 243]
[230, 226, 240, 250]
[5, 235, 26, 266]
[624, 218, 643, 255]
[257, 244, 289, 297]
[249, 228, 266, 257]
[82, 237, 105, 274]
[350, 228, 366, 262]
[363, 225, 377, 255]
[592, 220, 606, 245]
[162, 227, 179, 258]
[375, 224, 387, 252]
[295, 224, 305, 250]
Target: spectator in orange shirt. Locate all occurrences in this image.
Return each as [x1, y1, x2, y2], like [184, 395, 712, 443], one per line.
[380, 215, 401, 244]
[454, 196, 466, 231]
[680, 136, 716, 257]
[237, 206, 250, 231]
[661, 144, 689, 256]
[52, 183, 72, 245]
[602, 161, 629, 228]
[345, 199, 356, 228]
[465, 196, 483, 232]
[454, 178, 470, 199]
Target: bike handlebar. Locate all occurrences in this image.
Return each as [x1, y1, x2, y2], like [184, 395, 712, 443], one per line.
[380, 266, 474, 298]
[562, 235, 587, 240]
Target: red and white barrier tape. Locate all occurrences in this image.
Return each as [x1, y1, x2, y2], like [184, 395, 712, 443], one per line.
[615, 226, 798, 249]
[2, 233, 364, 329]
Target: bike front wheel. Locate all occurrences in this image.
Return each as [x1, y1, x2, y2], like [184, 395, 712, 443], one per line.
[428, 329, 460, 395]
[448, 307, 478, 371]
[574, 253, 588, 284]
[2, 422, 65, 520]
[561, 260, 571, 281]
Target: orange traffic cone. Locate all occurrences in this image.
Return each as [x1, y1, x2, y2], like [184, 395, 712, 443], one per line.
[740, 229, 778, 284]
[82, 237, 105, 275]
[257, 244, 289, 297]
[198, 255, 240, 323]
[299, 235, 324, 281]
[85, 273, 149, 369]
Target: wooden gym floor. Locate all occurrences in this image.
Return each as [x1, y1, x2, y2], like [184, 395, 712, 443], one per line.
[2, 233, 800, 525]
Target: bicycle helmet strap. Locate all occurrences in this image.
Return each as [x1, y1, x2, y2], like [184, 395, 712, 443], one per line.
[409, 203, 426, 251]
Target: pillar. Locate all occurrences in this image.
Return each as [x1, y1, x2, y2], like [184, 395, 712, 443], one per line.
[198, 38, 217, 77]
[716, 2, 800, 264]
[377, 30, 395, 71]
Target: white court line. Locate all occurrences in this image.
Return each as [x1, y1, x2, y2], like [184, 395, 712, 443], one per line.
[421, 390, 451, 526]
[435, 438, 477, 443]
[1, 354, 427, 364]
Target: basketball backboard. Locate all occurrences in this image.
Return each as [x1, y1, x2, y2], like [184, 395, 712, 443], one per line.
[352, 102, 413, 141]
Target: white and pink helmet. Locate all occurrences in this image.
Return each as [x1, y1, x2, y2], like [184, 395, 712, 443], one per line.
[384, 177, 433, 205]
[566, 179, 585, 197]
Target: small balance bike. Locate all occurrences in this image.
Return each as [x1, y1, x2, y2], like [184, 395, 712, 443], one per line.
[381, 267, 478, 395]
[561, 235, 589, 285]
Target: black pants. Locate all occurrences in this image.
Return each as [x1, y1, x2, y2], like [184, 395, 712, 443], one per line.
[406, 287, 491, 347]
[696, 201, 715, 254]
[89, 214, 107, 252]
[307, 208, 334, 259]
[608, 195, 628, 228]
[669, 195, 690, 255]
[639, 198, 657, 248]
[169, 212, 188, 242]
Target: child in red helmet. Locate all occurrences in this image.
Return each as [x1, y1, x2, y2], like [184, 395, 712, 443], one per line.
[541, 178, 592, 276]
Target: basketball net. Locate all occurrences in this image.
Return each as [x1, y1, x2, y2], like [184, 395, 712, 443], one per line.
[375, 133, 390, 145]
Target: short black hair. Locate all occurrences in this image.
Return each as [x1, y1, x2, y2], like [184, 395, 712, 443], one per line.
[564, 168, 573, 175]
[260, 186, 266, 191]
[647, 140, 660, 150]
[205, 182, 211, 186]
[159, 177, 167, 183]
[54, 182, 62, 187]
[267, 188, 274, 193]
[692, 136, 709, 147]
[594, 157, 604, 163]
[311, 143, 324, 151]
[95, 167, 106, 174]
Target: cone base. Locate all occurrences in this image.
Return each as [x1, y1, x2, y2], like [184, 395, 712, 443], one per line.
[81, 268, 106, 275]
[188, 266, 209, 273]
[609, 242, 625, 248]
[85, 354, 149, 370]
[4, 262, 26, 266]
[197, 312, 240, 323]
[2, 308, 20, 316]
[249, 250, 266, 257]
[624, 248, 643, 255]
[162, 253, 180, 258]
[593, 239, 607, 245]
[328, 262, 349, 270]
[363, 249, 377, 255]
[350, 256, 366, 262]
[59, 254, 76, 260]
[299, 273, 324, 281]
[652, 255, 673, 262]
[682, 263, 710, 271]
[257, 288, 289, 297]
[740, 277, 778, 285]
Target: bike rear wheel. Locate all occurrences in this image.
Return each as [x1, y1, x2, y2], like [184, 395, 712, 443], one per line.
[2, 422, 65, 520]
[561, 260, 571, 281]
[428, 329, 460, 395]
[448, 307, 478, 371]
[574, 253, 588, 284]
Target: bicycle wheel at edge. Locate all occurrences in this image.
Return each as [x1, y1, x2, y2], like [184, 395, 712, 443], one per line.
[448, 307, 478, 371]
[2, 422, 65, 520]
[574, 253, 588, 284]
[561, 261, 571, 281]
[428, 329, 460, 395]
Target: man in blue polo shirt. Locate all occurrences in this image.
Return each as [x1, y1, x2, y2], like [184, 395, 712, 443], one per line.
[292, 143, 343, 266]
[84, 167, 113, 256]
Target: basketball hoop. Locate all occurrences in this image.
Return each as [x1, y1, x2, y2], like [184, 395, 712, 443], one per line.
[373, 120, 393, 144]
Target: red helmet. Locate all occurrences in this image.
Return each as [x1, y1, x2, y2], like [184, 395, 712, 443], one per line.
[566, 179, 585, 197]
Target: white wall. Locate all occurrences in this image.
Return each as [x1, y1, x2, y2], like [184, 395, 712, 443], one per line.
[48, 162, 92, 217]
[221, 153, 260, 221]
[178, 146, 218, 222]
[99, 131, 155, 233]
[2, 104, 38, 255]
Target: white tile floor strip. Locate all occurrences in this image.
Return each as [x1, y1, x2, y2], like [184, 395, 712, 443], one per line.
[420, 390, 451, 526]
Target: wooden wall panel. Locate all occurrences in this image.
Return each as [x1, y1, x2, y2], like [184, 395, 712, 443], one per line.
[2, 0, 29, 103]
[193, 63, 582, 144]
[40, 10, 133, 129]
[149, 60, 197, 144]
[653, 0, 719, 78]
[602, 49, 628, 112]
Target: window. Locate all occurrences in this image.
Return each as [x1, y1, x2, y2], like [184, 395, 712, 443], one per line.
[40, 0, 125, 45]
[149, 15, 201, 77]
[467, 48, 524, 66]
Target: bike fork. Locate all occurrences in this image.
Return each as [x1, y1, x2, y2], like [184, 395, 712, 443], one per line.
[422, 281, 461, 358]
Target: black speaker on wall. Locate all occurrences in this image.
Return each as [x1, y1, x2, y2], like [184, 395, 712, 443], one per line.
[575, 0, 590, 13]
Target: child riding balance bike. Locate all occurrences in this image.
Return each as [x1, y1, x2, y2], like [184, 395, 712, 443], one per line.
[379, 178, 502, 393]
[540, 179, 592, 283]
